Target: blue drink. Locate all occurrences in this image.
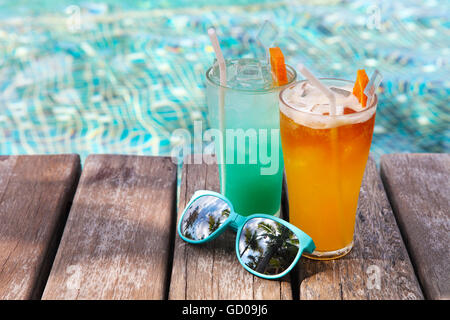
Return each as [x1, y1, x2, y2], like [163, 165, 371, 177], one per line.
[205, 58, 296, 216]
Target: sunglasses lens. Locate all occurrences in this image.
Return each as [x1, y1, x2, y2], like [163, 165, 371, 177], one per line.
[238, 218, 300, 276]
[180, 195, 231, 241]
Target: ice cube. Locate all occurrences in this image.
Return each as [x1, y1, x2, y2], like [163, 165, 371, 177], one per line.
[261, 63, 274, 89]
[256, 20, 278, 49]
[225, 60, 238, 83]
[293, 81, 312, 97]
[236, 60, 262, 80]
[210, 59, 239, 84]
[330, 87, 351, 97]
[211, 59, 273, 90]
[235, 60, 266, 88]
[310, 104, 331, 114]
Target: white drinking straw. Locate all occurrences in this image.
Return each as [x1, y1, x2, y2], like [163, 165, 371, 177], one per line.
[297, 63, 336, 116]
[208, 28, 227, 88]
[208, 27, 227, 193]
[364, 69, 383, 108]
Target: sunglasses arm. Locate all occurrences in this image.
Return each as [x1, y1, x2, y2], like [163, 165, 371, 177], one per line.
[296, 229, 316, 254]
[302, 237, 316, 254]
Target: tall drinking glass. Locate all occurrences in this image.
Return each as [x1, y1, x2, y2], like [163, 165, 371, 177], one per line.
[206, 58, 296, 219]
[279, 79, 377, 259]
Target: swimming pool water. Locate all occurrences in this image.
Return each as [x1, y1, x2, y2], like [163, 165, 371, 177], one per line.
[0, 0, 448, 161]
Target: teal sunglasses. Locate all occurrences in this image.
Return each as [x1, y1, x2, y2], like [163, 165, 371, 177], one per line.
[177, 190, 315, 279]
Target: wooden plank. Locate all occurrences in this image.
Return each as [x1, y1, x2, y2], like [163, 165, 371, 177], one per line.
[297, 156, 424, 300]
[42, 155, 177, 300]
[0, 154, 81, 300]
[169, 155, 293, 300]
[380, 153, 450, 300]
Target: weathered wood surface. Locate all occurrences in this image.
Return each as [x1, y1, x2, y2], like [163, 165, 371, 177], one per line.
[42, 155, 177, 300]
[380, 153, 450, 300]
[297, 156, 424, 300]
[0, 155, 81, 300]
[169, 156, 293, 300]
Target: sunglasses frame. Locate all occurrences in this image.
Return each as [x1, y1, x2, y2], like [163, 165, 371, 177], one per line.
[177, 190, 315, 279]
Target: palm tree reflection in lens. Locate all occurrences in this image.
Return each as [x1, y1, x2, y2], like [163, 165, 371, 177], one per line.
[239, 218, 300, 276]
[181, 196, 231, 241]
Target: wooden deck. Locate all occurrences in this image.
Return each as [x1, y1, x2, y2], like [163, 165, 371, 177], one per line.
[0, 153, 448, 300]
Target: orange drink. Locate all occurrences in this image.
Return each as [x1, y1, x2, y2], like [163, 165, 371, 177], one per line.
[279, 78, 377, 259]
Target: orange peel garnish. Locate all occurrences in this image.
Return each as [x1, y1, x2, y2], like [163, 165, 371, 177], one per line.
[353, 69, 369, 107]
[269, 47, 288, 86]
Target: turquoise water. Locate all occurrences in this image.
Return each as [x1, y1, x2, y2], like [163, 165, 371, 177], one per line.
[0, 0, 449, 160]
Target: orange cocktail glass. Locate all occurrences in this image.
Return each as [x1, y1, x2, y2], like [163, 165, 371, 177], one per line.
[279, 78, 377, 260]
